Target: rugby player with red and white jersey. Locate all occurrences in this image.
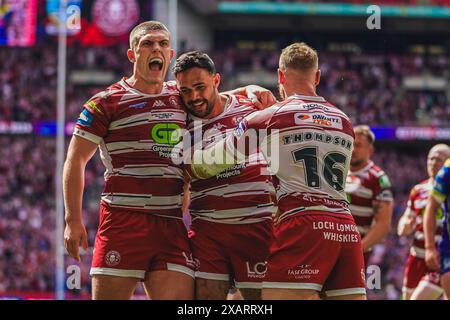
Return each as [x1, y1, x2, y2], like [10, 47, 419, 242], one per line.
[174, 51, 275, 300]
[397, 144, 450, 300]
[401, 180, 443, 297]
[344, 126, 393, 266]
[190, 43, 366, 300]
[74, 79, 195, 278]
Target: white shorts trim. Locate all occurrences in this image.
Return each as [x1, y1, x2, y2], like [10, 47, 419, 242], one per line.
[416, 280, 443, 294]
[402, 286, 414, 294]
[324, 287, 367, 297]
[195, 271, 229, 281]
[234, 281, 262, 289]
[167, 263, 195, 278]
[90, 267, 145, 279]
[262, 281, 322, 291]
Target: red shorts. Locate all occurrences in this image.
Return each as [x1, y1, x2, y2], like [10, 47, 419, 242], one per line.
[90, 205, 195, 279]
[189, 219, 273, 289]
[403, 254, 441, 291]
[263, 212, 366, 297]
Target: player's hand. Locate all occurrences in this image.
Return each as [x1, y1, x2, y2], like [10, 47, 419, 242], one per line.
[64, 220, 88, 261]
[245, 85, 277, 110]
[425, 247, 440, 271]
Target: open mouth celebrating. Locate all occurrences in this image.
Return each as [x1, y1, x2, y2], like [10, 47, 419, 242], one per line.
[149, 57, 164, 71]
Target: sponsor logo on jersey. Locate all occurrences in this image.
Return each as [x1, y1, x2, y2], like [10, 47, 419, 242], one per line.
[86, 100, 103, 114]
[378, 175, 391, 189]
[76, 109, 94, 127]
[105, 250, 121, 266]
[294, 113, 342, 129]
[153, 100, 166, 108]
[129, 102, 147, 109]
[246, 261, 267, 279]
[150, 112, 175, 120]
[151, 123, 182, 145]
[287, 264, 320, 279]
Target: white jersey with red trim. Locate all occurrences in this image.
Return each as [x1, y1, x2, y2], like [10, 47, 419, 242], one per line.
[187, 95, 275, 224]
[407, 179, 443, 258]
[345, 161, 393, 237]
[73, 78, 187, 218]
[235, 94, 355, 223]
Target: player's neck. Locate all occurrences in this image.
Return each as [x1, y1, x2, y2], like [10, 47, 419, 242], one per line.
[126, 75, 164, 95]
[205, 94, 228, 119]
[350, 160, 371, 172]
[286, 83, 317, 98]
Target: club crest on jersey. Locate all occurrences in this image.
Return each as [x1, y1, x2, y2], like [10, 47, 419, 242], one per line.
[76, 109, 94, 127]
[294, 112, 342, 129]
[105, 250, 121, 266]
[169, 96, 180, 108]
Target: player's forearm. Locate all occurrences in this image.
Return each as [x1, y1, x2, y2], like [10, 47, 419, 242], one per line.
[397, 210, 415, 236]
[362, 220, 390, 251]
[221, 86, 246, 97]
[189, 136, 240, 179]
[423, 197, 439, 249]
[63, 158, 86, 224]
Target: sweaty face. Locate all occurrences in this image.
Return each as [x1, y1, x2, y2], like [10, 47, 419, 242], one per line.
[132, 30, 173, 85]
[350, 134, 373, 167]
[427, 150, 448, 178]
[176, 67, 219, 118]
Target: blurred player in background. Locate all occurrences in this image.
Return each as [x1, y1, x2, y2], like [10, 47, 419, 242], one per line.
[424, 157, 450, 300]
[345, 125, 394, 266]
[63, 21, 195, 300]
[190, 43, 366, 300]
[397, 144, 450, 300]
[173, 51, 275, 300]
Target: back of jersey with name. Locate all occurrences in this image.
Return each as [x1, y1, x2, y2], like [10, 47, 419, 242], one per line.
[250, 94, 355, 222]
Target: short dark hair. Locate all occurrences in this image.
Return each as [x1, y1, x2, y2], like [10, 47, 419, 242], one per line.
[173, 51, 216, 75]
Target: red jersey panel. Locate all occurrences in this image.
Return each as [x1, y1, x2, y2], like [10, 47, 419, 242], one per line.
[407, 179, 443, 258]
[345, 161, 393, 237]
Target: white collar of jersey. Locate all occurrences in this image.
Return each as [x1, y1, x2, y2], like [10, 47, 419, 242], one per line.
[292, 94, 326, 102]
[350, 160, 374, 174]
[119, 77, 170, 97]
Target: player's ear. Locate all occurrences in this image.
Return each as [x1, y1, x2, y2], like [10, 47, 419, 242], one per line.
[278, 68, 285, 85]
[127, 49, 135, 63]
[315, 69, 321, 86]
[214, 73, 221, 89]
[169, 49, 174, 61]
